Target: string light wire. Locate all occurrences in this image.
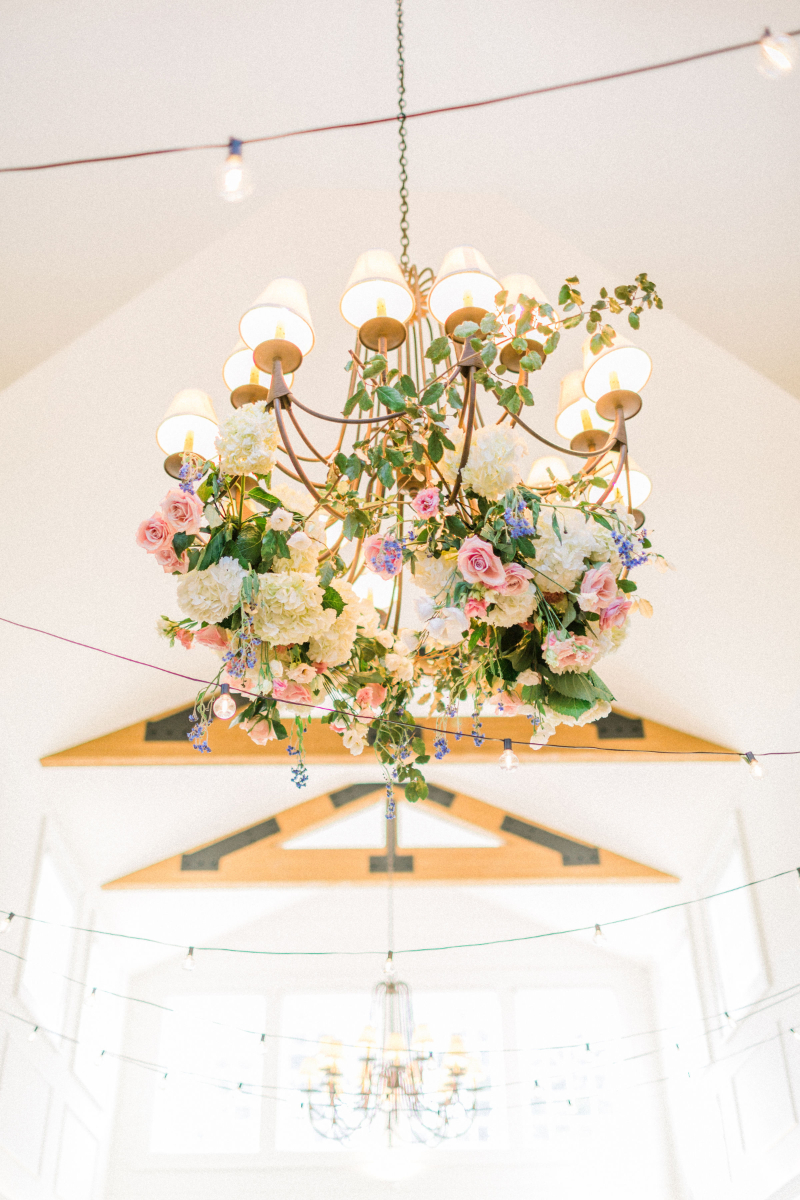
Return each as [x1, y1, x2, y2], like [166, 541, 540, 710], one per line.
[0, 29, 797, 176]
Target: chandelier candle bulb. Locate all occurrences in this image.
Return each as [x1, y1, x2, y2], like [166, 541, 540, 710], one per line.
[340, 250, 414, 329]
[0, 912, 13, 935]
[554, 370, 612, 444]
[218, 138, 253, 202]
[586, 451, 652, 508]
[499, 739, 519, 771]
[156, 389, 219, 475]
[758, 29, 796, 77]
[223, 341, 293, 407]
[239, 278, 315, 358]
[582, 335, 652, 417]
[743, 752, 763, 779]
[182, 947, 195, 971]
[212, 683, 237, 720]
[428, 245, 500, 328]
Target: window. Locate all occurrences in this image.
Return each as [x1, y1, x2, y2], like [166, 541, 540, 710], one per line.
[515, 988, 621, 1162]
[276, 989, 504, 1150]
[20, 854, 75, 1036]
[150, 994, 265, 1154]
[706, 842, 767, 1014]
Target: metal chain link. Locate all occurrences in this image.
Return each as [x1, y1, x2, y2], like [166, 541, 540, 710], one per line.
[396, 0, 410, 271]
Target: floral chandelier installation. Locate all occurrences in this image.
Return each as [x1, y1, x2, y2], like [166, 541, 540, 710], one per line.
[136, 3, 665, 804]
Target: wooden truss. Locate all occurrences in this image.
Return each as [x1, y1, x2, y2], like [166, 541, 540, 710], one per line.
[104, 782, 676, 889]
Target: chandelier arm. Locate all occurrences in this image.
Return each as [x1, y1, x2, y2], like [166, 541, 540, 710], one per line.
[590, 439, 628, 508]
[273, 395, 340, 514]
[511, 412, 620, 460]
[276, 444, 326, 464]
[290, 395, 402, 427]
[287, 403, 335, 464]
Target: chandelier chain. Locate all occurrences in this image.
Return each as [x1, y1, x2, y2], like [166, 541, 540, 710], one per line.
[396, 0, 410, 270]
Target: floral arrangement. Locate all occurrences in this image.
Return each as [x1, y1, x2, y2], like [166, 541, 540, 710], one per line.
[137, 273, 665, 802]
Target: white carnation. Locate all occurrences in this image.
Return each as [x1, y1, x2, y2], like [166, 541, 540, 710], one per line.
[486, 584, 537, 628]
[176, 557, 245, 624]
[253, 571, 334, 646]
[414, 552, 457, 598]
[442, 424, 526, 499]
[215, 402, 279, 476]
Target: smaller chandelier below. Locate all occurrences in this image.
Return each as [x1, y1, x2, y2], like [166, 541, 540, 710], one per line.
[300, 958, 484, 1144]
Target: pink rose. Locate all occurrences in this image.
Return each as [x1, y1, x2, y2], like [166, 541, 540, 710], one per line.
[153, 542, 189, 574]
[492, 563, 534, 595]
[410, 487, 441, 518]
[136, 511, 173, 554]
[245, 719, 276, 745]
[599, 596, 632, 632]
[272, 679, 313, 709]
[457, 536, 506, 587]
[174, 627, 193, 649]
[464, 597, 488, 620]
[356, 683, 387, 709]
[363, 534, 403, 580]
[542, 631, 600, 674]
[159, 488, 204, 535]
[578, 564, 618, 613]
[194, 625, 230, 650]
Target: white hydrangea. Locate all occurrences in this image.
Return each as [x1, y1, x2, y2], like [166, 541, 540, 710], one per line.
[590, 622, 630, 658]
[485, 584, 537, 628]
[215, 402, 279, 476]
[413, 552, 457, 598]
[268, 480, 316, 518]
[528, 505, 605, 592]
[176, 557, 245, 624]
[253, 570, 335, 646]
[442, 424, 526, 499]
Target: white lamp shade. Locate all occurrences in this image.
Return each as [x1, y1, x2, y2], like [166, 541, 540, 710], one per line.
[156, 389, 219, 459]
[222, 342, 293, 391]
[582, 335, 652, 401]
[554, 369, 612, 440]
[527, 455, 571, 488]
[501, 273, 550, 310]
[340, 250, 414, 327]
[428, 246, 500, 325]
[587, 451, 652, 508]
[239, 278, 315, 356]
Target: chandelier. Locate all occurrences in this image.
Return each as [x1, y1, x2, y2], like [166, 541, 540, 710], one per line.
[299, 953, 482, 1146]
[136, 0, 666, 800]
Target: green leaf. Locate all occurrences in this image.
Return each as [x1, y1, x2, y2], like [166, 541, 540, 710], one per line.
[590, 512, 612, 530]
[343, 393, 359, 416]
[386, 447, 405, 468]
[344, 454, 363, 481]
[628, 312, 640, 330]
[445, 515, 469, 537]
[480, 315, 500, 334]
[587, 671, 615, 702]
[543, 331, 560, 354]
[412, 439, 425, 462]
[420, 382, 444, 406]
[549, 671, 597, 701]
[404, 777, 428, 803]
[518, 385, 534, 406]
[319, 561, 335, 589]
[197, 527, 227, 570]
[447, 386, 462, 411]
[426, 336, 452, 364]
[515, 312, 533, 336]
[428, 428, 443, 463]
[551, 511, 562, 544]
[546, 692, 594, 718]
[494, 289, 508, 306]
[558, 283, 571, 305]
[480, 342, 497, 368]
[334, 452, 349, 474]
[562, 314, 583, 329]
[398, 374, 417, 397]
[248, 487, 283, 509]
[375, 385, 406, 412]
[342, 511, 365, 541]
[617, 578, 637, 593]
[453, 321, 479, 339]
[378, 459, 395, 488]
[362, 355, 387, 380]
[172, 531, 193, 555]
[233, 524, 262, 568]
[321, 585, 345, 615]
[520, 351, 543, 372]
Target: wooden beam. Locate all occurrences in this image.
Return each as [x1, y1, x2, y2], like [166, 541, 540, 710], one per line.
[42, 705, 735, 767]
[103, 783, 677, 889]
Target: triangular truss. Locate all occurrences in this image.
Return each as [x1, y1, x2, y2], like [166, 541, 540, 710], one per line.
[104, 783, 676, 888]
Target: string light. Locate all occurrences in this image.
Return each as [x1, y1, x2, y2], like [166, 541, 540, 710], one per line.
[218, 138, 252, 202]
[743, 752, 763, 779]
[159, 1072, 169, 1090]
[593, 923, 607, 946]
[259, 1033, 268, 1055]
[758, 28, 796, 77]
[724, 1011, 738, 1032]
[791, 1028, 800, 1042]
[212, 683, 236, 720]
[0, 912, 13, 935]
[28, 1025, 39, 1042]
[183, 947, 195, 972]
[499, 738, 519, 771]
[84, 986, 98, 1008]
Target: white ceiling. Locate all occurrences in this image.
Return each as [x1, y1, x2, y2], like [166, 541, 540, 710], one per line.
[1, 0, 800, 394]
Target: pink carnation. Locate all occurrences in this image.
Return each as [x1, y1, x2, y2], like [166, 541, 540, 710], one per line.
[578, 563, 618, 613]
[410, 487, 441, 518]
[194, 625, 230, 650]
[464, 597, 488, 620]
[599, 596, 632, 631]
[363, 534, 403, 580]
[153, 542, 189, 574]
[136, 511, 173, 554]
[245, 719, 277, 745]
[356, 683, 387, 709]
[492, 562, 534, 595]
[271, 679, 313, 709]
[457, 536, 506, 587]
[542, 631, 600, 674]
[160, 488, 204, 535]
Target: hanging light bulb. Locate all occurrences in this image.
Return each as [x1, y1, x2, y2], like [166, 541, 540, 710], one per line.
[0, 912, 14, 935]
[218, 138, 253, 202]
[84, 987, 98, 1009]
[742, 752, 763, 779]
[159, 1072, 169, 1091]
[183, 946, 195, 971]
[593, 923, 607, 946]
[259, 1033, 268, 1055]
[724, 1011, 738, 1032]
[28, 1025, 39, 1042]
[213, 683, 237, 720]
[758, 29, 795, 78]
[383, 952, 397, 979]
[499, 738, 519, 771]
[96, 1048, 107, 1065]
[791, 1027, 800, 1042]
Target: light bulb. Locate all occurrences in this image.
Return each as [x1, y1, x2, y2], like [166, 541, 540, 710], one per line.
[743, 752, 763, 779]
[724, 1011, 737, 1032]
[183, 947, 195, 971]
[384, 953, 397, 979]
[796, 867, 800, 893]
[85, 987, 97, 1009]
[259, 1033, 268, 1055]
[499, 738, 519, 771]
[593, 923, 606, 946]
[791, 1027, 800, 1041]
[159, 1072, 169, 1091]
[758, 30, 795, 78]
[0, 912, 14, 935]
[96, 1048, 106, 1065]
[213, 684, 236, 720]
[28, 1025, 39, 1042]
[219, 138, 253, 202]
